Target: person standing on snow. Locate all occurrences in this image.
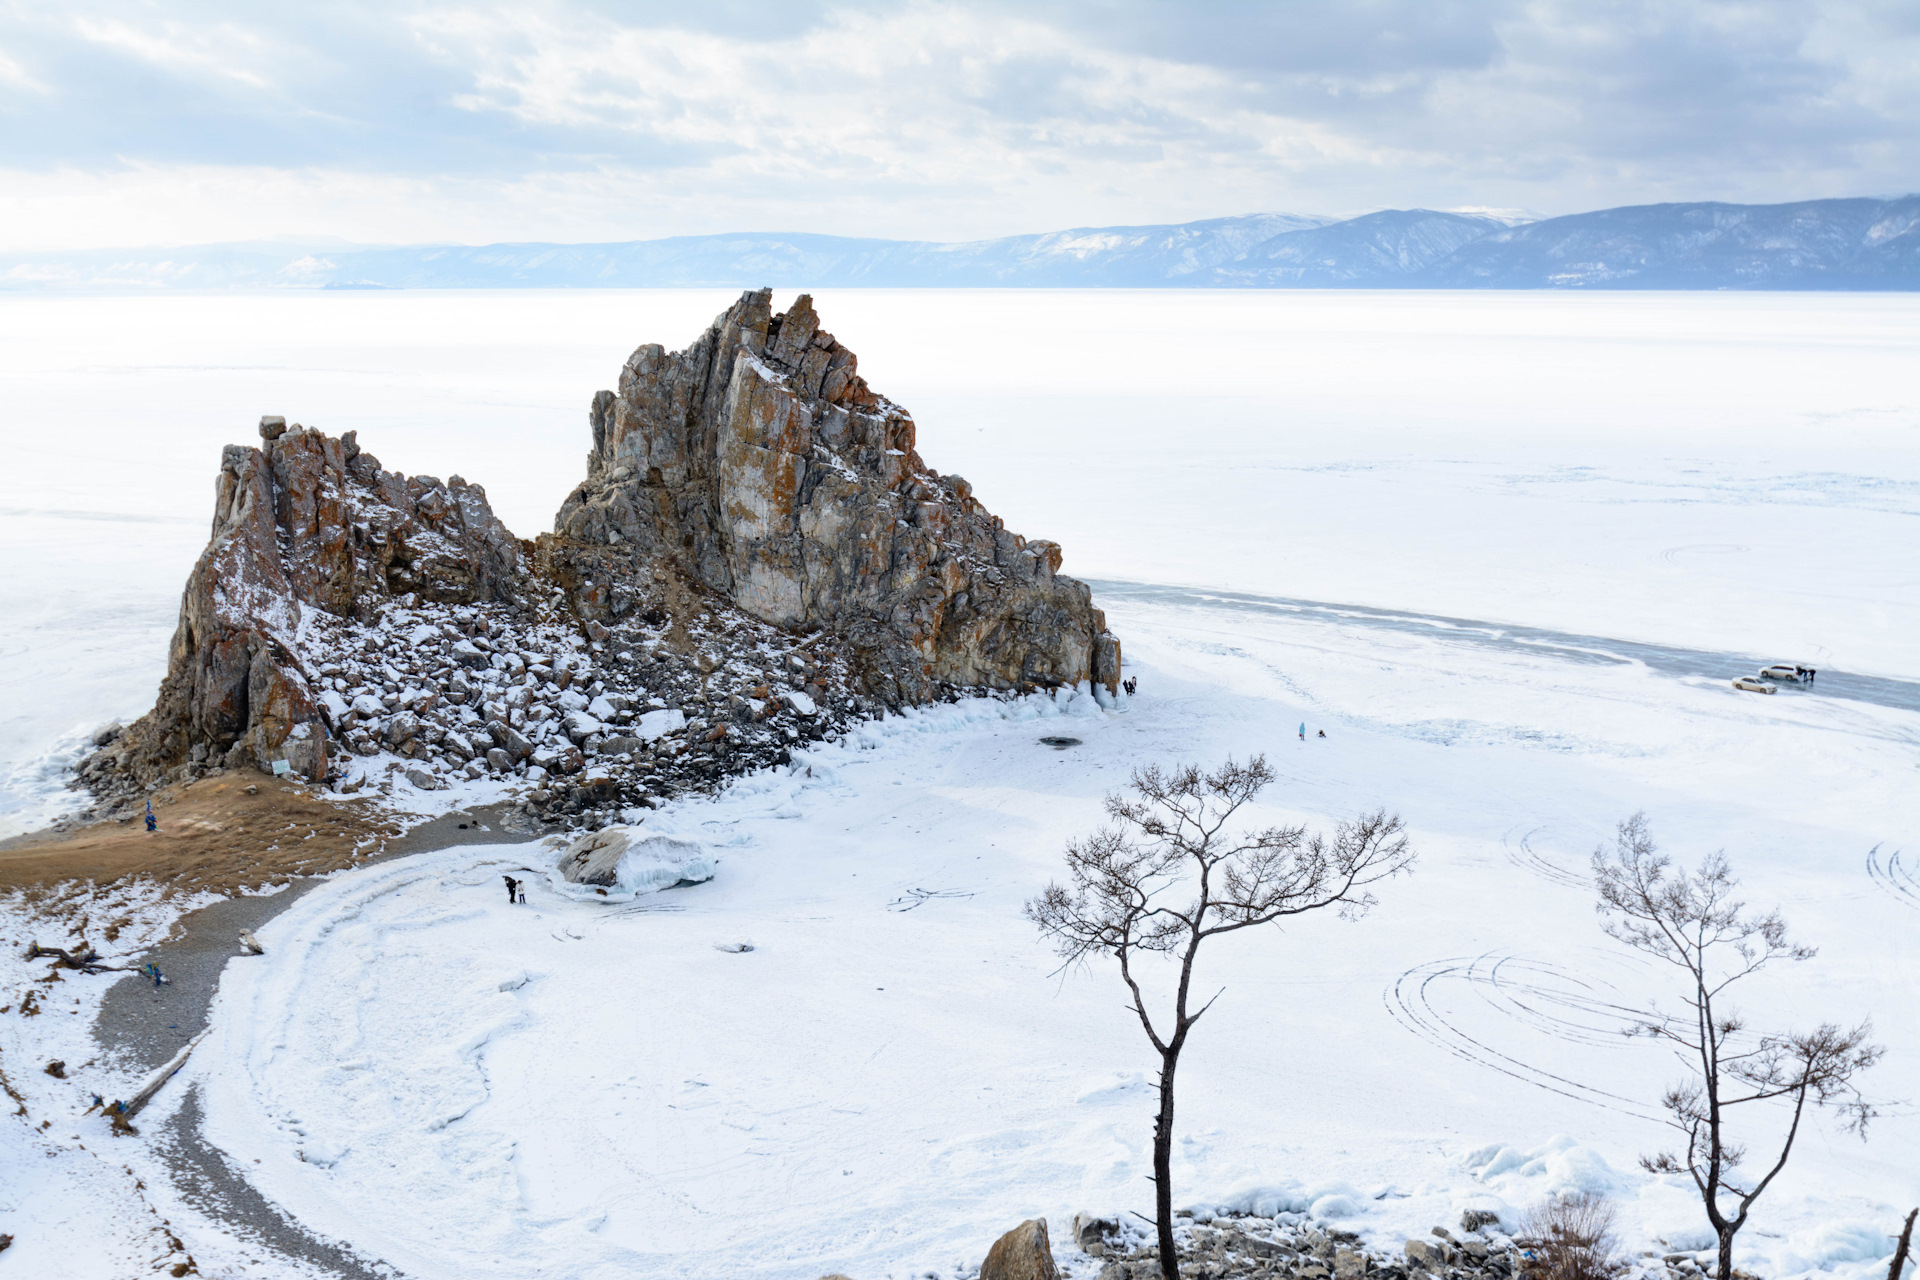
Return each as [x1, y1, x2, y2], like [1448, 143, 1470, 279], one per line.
[503, 875, 518, 905]
[1299, 723, 1305, 741]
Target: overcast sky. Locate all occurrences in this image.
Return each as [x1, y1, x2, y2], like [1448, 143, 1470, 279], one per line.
[1, 0, 1915, 250]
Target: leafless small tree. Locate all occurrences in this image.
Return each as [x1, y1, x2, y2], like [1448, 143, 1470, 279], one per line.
[1026, 756, 1413, 1280]
[1521, 1192, 1621, 1280]
[1593, 814, 1883, 1280]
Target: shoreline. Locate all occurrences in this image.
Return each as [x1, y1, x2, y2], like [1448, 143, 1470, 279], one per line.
[86, 800, 537, 1278]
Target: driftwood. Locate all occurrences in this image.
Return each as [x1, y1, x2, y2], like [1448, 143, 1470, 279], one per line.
[25, 941, 129, 974]
[110, 1030, 209, 1134]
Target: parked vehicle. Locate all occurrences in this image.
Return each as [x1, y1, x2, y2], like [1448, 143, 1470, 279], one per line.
[1760, 664, 1801, 680]
[1733, 677, 1776, 694]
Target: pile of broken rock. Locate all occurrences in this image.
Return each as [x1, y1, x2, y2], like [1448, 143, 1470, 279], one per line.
[1074, 1210, 1533, 1280]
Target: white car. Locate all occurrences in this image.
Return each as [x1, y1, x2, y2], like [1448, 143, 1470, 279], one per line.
[1759, 664, 1800, 680]
[1732, 677, 1776, 694]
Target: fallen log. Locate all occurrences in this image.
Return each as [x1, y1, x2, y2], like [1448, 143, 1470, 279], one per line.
[111, 1030, 209, 1133]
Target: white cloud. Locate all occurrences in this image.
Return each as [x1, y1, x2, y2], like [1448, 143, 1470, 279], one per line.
[70, 14, 269, 89]
[0, 1, 1915, 249]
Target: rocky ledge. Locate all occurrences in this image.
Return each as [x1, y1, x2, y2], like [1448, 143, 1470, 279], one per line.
[74, 292, 1119, 831]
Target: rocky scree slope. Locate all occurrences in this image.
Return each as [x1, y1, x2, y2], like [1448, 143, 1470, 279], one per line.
[553, 288, 1120, 705]
[76, 292, 1116, 833]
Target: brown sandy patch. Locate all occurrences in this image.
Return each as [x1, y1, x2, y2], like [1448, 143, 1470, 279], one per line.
[0, 771, 404, 905]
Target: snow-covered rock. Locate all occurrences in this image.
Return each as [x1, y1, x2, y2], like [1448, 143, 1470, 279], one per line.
[554, 825, 714, 893]
[635, 708, 686, 741]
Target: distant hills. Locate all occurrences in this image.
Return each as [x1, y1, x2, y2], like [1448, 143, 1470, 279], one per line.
[5, 197, 1917, 291]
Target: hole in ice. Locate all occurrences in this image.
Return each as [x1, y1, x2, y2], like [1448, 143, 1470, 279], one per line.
[1039, 736, 1081, 749]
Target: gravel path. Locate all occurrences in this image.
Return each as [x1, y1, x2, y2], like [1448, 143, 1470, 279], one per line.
[93, 802, 541, 1278]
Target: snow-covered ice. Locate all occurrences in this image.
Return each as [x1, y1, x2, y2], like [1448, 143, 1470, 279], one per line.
[174, 634, 1918, 1278]
[0, 289, 1916, 1277]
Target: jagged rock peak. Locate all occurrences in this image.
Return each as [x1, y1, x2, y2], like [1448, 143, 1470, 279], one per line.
[552, 289, 1121, 704]
[107, 419, 526, 784]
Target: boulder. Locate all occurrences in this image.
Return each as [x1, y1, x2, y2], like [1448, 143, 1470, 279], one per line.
[1071, 1213, 1116, 1255]
[385, 711, 421, 746]
[563, 709, 603, 744]
[980, 1219, 1059, 1280]
[488, 721, 534, 760]
[1404, 1239, 1448, 1269]
[557, 828, 716, 892]
[635, 708, 686, 740]
[558, 827, 632, 886]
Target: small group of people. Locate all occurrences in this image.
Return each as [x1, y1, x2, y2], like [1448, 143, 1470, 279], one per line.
[502, 875, 528, 905]
[1794, 665, 1819, 684]
[141, 961, 167, 989]
[1298, 723, 1328, 740]
[1122, 677, 1138, 696]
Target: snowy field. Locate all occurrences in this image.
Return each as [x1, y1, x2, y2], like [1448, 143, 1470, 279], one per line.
[0, 290, 1916, 1276]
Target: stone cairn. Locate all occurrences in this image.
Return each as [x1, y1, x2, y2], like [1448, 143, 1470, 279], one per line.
[75, 291, 1121, 833]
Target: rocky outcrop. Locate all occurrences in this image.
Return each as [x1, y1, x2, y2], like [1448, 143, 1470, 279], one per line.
[96, 420, 526, 786]
[77, 292, 1121, 815]
[552, 289, 1121, 705]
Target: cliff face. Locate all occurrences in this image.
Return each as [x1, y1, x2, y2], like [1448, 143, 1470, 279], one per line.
[100, 422, 525, 786]
[552, 289, 1120, 703]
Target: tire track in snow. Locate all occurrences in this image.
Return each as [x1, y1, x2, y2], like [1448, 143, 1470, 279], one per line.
[1384, 950, 1660, 1121]
[1866, 845, 1919, 909]
[1500, 824, 1588, 889]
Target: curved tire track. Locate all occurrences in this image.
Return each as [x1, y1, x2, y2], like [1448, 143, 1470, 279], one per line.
[1867, 845, 1918, 909]
[1384, 950, 1659, 1121]
[1500, 824, 1588, 889]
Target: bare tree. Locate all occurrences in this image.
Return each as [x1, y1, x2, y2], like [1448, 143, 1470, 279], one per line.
[1026, 756, 1413, 1280]
[1522, 1192, 1621, 1280]
[1593, 814, 1882, 1280]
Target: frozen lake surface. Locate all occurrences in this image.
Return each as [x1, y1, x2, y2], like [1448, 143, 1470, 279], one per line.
[0, 290, 1915, 1277]
[2, 289, 1917, 836]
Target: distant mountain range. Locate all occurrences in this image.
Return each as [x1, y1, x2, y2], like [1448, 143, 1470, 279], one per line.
[6, 197, 1917, 291]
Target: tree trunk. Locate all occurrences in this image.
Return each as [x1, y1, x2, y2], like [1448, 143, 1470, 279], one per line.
[1717, 1224, 1738, 1280]
[1154, 1050, 1181, 1280]
[1889, 1208, 1917, 1280]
